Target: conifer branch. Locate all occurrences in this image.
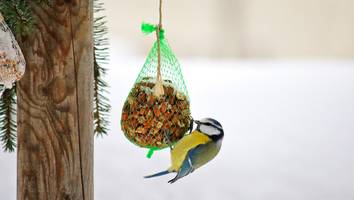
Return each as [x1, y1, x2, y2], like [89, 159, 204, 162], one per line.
[0, 87, 17, 152]
[93, 0, 110, 136]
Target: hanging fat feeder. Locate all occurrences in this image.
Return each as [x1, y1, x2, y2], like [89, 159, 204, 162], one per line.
[121, 0, 191, 158]
[0, 12, 26, 95]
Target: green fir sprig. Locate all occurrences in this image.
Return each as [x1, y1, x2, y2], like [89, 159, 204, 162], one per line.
[0, 87, 17, 152]
[0, 0, 34, 36]
[93, 0, 111, 136]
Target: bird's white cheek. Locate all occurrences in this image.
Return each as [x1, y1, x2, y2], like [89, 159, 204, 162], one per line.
[200, 125, 218, 136]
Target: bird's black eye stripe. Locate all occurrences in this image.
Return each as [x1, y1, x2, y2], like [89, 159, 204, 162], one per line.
[203, 122, 214, 127]
[200, 122, 223, 132]
[206, 118, 222, 128]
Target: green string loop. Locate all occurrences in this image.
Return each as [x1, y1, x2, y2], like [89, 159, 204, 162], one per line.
[146, 147, 160, 159]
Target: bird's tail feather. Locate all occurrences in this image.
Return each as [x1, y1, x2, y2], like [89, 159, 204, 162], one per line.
[144, 170, 170, 178]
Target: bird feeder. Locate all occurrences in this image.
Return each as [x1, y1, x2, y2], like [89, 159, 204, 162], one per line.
[120, 0, 191, 158]
[0, 12, 26, 95]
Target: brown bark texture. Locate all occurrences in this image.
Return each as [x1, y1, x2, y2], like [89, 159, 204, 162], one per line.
[17, 0, 94, 199]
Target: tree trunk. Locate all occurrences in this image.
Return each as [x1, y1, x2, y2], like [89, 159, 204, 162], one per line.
[17, 0, 93, 199]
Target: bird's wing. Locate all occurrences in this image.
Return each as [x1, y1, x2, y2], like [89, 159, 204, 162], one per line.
[168, 142, 220, 183]
[170, 131, 210, 172]
[188, 142, 221, 169]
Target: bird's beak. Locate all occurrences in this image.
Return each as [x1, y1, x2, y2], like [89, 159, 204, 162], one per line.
[195, 120, 201, 125]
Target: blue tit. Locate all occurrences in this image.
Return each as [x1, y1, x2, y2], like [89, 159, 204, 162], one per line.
[144, 118, 224, 183]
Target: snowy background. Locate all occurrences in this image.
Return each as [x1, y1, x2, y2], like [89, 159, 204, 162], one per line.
[1, 0, 354, 199]
[1, 58, 353, 199]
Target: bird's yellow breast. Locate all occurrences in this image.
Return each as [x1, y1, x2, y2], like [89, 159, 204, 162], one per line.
[169, 130, 211, 172]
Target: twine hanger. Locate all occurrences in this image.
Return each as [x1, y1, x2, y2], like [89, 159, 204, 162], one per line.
[153, 0, 165, 97]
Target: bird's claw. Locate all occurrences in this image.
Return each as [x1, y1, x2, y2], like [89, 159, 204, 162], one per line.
[189, 117, 194, 133]
[164, 131, 173, 150]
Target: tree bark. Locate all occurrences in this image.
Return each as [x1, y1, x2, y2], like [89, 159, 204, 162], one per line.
[17, 0, 93, 200]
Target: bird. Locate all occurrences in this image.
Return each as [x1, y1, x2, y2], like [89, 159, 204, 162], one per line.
[144, 118, 224, 183]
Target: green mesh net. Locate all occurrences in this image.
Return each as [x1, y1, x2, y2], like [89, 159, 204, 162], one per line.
[121, 23, 191, 158]
[135, 30, 189, 98]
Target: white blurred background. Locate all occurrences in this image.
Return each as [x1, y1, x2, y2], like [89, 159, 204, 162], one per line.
[108, 0, 354, 58]
[1, 0, 354, 199]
